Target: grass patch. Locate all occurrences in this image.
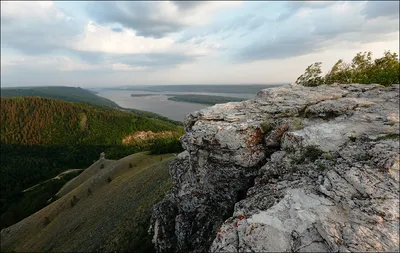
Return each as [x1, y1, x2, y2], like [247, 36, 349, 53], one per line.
[304, 146, 324, 162]
[293, 146, 324, 164]
[323, 152, 334, 161]
[348, 136, 357, 142]
[376, 133, 400, 141]
[291, 118, 304, 130]
[316, 162, 327, 171]
[260, 119, 273, 133]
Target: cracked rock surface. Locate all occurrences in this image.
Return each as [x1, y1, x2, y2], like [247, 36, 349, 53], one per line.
[150, 84, 399, 253]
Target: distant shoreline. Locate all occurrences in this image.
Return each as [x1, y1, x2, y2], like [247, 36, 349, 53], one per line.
[101, 84, 287, 94]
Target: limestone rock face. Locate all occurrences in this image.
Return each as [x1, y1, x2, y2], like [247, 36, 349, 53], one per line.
[150, 84, 399, 253]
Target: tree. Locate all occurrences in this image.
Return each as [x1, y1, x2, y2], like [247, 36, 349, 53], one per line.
[325, 59, 353, 84]
[295, 50, 399, 87]
[369, 51, 400, 86]
[350, 51, 373, 83]
[295, 62, 325, 87]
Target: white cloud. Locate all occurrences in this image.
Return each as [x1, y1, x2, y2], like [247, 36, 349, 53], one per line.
[71, 21, 175, 54]
[111, 63, 148, 71]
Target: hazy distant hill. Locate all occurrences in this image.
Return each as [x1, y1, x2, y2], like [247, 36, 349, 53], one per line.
[0, 96, 183, 229]
[0, 86, 119, 108]
[109, 84, 285, 94]
[167, 94, 244, 105]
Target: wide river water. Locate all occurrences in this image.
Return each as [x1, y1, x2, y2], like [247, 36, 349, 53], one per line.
[95, 90, 257, 122]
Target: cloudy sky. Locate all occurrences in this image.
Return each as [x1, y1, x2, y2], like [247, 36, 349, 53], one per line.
[1, 1, 399, 87]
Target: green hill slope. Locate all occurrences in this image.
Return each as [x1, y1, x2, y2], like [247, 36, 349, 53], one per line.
[1, 152, 173, 253]
[0, 97, 183, 229]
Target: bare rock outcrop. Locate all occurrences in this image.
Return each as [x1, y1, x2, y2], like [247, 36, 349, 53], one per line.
[150, 84, 399, 252]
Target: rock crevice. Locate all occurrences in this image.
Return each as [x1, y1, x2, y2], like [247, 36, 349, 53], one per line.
[150, 84, 399, 252]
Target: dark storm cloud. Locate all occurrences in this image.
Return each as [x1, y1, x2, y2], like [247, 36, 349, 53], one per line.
[86, 1, 201, 38]
[235, 35, 323, 62]
[111, 27, 123, 33]
[362, 1, 400, 20]
[171, 1, 205, 11]
[70, 49, 198, 69]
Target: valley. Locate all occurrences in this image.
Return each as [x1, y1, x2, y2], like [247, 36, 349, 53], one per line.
[1, 152, 173, 253]
[1, 1, 398, 252]
[0, 94, 183, 229]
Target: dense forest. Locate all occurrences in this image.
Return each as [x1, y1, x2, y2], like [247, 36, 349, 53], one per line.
[296, 51, 400, 87]
[0, 86, 119, 108]
[166, 94, 244, 105]
[0, 86, 182, 125]
[0, 97, 183, 228]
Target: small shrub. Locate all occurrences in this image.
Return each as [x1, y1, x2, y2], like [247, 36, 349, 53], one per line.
[129, 163, 133, 168]
[348, 136, 356, 142]
[260, 119, 272, 133]
[303, 146, 324, 162]
[70, 195, 79, 207]
[323, 152, 334, 161]
[376, 133, 399, 141]
[291, 118, 304, 130]
[294, 146, 324, 164]
[356, 152, 371, 162]
[290, 165, 298, 173]
[87, 188, 92, 196]
[316, 162, 327, 171]
[107, 177, 112, 183]
[100, 164, 105, 169]
[43, 216, 51, 227]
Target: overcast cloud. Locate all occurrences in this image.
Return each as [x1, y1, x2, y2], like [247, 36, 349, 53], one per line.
[1, 1, 398, 87]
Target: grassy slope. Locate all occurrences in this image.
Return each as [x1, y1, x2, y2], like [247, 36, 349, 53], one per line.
[1, 152, 173, 253]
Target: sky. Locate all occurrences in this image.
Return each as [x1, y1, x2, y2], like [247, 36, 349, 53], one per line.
[1, 1, 399, 88]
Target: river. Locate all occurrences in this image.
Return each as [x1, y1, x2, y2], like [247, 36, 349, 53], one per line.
[95, 89, 257, 122]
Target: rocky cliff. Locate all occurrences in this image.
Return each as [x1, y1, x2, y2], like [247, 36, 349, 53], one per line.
[150, 84, 399, 252]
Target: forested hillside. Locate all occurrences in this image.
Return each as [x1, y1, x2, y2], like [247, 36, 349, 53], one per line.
[0, 97, 183, 228]
[0, 86, 119, 108]
[0, 86, 182, 125]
